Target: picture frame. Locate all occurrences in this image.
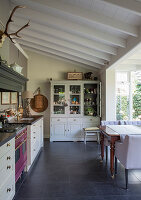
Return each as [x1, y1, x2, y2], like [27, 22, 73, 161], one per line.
[1, 92, 11, 105]
[67, 72, 83, 80]
[10, 92, 18, 104]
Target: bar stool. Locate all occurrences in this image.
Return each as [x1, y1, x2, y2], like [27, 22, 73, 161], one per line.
[83, 127, 100, 144]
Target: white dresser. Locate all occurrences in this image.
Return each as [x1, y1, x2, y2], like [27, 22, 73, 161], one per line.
[50, 80, 101, 141]
[0, 138, 15, 200]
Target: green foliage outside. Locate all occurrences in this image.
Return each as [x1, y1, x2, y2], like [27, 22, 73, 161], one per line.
[133, 84, 141, 119]
[116, 95, 129, 120]
[116, 83, 141, 120]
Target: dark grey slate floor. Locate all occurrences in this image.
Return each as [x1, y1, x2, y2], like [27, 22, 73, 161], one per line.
[15, 141, 141, 200]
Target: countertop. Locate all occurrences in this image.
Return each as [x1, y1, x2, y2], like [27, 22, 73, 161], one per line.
[8, 115, 43, 125]
[0, 125, 27, 147]
[0, 115, 43, 147]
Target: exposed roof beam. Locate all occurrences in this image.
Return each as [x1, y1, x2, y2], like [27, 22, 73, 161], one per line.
[10, 24, 111, 61]
[16, 36, 105, 65]
[17, 40, 102, 69]
[11, 0, 138, 37]
[13, 8, 126, 47]
[22, 45, 99, 72]
[102, 0, 141, 16]
[106, 28, 141, 70]
[10, 19, 117, 55]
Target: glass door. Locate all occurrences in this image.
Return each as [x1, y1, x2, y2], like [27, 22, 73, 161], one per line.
[69, 85, 81, 116]
[53, 85, 66, 115]
[84, 83, 98, 116]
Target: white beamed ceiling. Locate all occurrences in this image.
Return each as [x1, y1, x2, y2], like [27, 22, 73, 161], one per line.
[9, 0, 141, 70]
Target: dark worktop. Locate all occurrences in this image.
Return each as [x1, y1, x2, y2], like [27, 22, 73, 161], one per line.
[8, 115, 43, 125]
[0, 115, 43, 147]
[0, 124, 27, 147]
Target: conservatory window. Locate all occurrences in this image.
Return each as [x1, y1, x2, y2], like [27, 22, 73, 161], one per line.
[116, 71, 141, 120]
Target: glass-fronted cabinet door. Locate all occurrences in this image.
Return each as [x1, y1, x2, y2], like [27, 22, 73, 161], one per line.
[52, 84, 66, 116]
[69, 84, 82, 116]
[84, 83, 98, 117]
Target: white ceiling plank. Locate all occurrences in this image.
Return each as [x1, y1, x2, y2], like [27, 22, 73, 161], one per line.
[17, 39, 102, 69]
[11, 0, 138, 37]
[10, 24, 111, 61]
[10, 20, 117, 55]
[102, 0, 141, 16]
[16, 36, 105, 65]
[13, 8, 126, 47]
[122, 59, 141, 65]
[22, 45, 99, 72]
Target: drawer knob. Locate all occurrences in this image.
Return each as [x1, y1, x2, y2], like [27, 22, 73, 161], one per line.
[74, 119, 76, 121]
[7, 188, 11, 192]
[7, 166, 11, 169]
[7, 156, 11, 160]
[34, 149, 36, 151]
[57, 119, 60, 121]
[90, 119, 92, 121]
[34, 137, 36, 139]
[7, 143, 10, 147]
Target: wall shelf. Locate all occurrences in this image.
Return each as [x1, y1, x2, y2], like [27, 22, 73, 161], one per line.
[0, 62, 28, 92]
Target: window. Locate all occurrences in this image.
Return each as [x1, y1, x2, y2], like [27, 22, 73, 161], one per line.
[116, 71, 141, 120]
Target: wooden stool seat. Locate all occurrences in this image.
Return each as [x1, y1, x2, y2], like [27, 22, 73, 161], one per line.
[83, 127, 100, 144]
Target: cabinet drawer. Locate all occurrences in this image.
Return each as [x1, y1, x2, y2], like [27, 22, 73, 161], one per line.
[31, 139, 40, 163]
[0, 139, 15, 160]
[0, 149, 14, 172]
[68, 118, 82, 124]
[82, 117, 99, 124]
[0, 160, 14, 189]
[31, 125, 37, 133]
[51, 118, 67, 123]
[0, 175, 15, 200]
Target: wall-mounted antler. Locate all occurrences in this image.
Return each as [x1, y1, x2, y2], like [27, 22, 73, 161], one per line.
[0, 5, 30, 47]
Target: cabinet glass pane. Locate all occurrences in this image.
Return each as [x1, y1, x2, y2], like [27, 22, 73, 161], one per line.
[69, 85, 81, 115]
[70, 106, 80, 114]
[54, 106, 65, 114]
[70, 85, 80, 94]
[53, 85, 65, 114]
[84, 84, 97, 116]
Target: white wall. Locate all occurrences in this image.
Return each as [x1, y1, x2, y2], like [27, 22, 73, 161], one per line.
[106, 69, 116, 120]
[26, 50, 99, 138]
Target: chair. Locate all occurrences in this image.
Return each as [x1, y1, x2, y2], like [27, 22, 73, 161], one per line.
[101, 121, 120, 161]
[83, 127, 100, 144]
[115, 135, 141, 189]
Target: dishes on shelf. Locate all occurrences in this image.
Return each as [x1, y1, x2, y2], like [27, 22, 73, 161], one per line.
[52, 83, 99, 116]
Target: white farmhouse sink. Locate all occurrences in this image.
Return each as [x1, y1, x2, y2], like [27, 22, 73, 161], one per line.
[21, 118, 34, 121]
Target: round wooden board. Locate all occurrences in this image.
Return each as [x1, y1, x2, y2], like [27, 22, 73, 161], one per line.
[30, 94, 48, 113]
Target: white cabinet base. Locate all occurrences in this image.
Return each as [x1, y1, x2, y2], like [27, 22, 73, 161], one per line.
[50, 117, 100, 142]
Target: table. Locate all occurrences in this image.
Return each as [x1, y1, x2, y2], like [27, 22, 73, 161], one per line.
[100, 125, 141, 176]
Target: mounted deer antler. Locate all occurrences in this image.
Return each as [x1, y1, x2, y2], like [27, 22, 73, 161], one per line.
[0, 5, 30, 47]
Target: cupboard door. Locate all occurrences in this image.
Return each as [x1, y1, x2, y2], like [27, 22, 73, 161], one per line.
[69, 84, 82, 116]
[84, 83, 98, 117]
[68, 124, 82, 138]
[52, 123, 67, 137]
[51, 84, 67, 117]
